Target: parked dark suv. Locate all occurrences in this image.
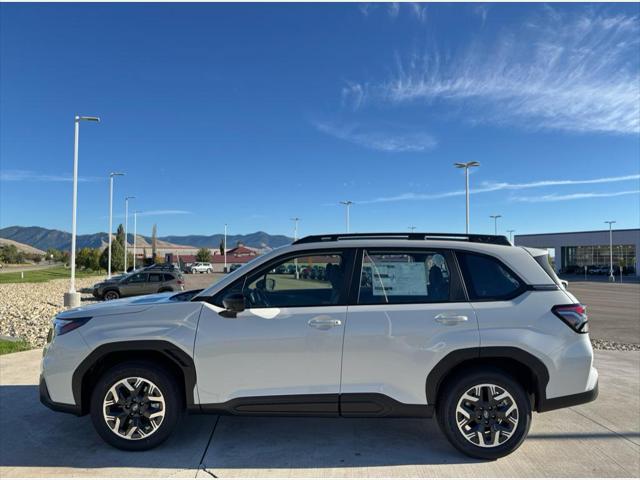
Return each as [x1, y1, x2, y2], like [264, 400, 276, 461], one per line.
[92, 269, 185, 300]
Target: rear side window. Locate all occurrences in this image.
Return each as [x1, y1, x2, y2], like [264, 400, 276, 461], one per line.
[163, 274, 175, 281]
[457, 252, 523, 301]
[148, 273, 162, 282]
[358, 250, 451, 304]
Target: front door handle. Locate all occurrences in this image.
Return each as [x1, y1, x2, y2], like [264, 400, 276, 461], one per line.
[435, 313, 469, 325]
[308, 317, 342, 330]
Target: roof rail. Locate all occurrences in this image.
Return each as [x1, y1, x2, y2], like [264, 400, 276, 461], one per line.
[292, 232, 511, 246]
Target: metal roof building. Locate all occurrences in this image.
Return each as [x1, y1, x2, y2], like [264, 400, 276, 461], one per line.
[514, 229, 639, 276]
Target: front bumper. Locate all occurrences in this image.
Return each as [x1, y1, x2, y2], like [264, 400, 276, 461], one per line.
[538, 380, 599, 412]
[39, 374, 81, 416]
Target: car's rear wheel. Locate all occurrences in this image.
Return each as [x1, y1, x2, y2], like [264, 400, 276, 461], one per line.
[103, 290, 120, 301]
[436, 368, 531, 459]
[90, 362, 183, 451]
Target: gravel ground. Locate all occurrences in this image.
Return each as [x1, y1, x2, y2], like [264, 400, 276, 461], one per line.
[0, 276, 101, 348]
[1, 276, 638, 351]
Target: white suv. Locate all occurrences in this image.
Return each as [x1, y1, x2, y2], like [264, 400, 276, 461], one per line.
[190, 262, 213, 274]
[40, 233, 597, 458]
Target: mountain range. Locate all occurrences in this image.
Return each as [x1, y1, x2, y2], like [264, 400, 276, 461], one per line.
[0, 226, 293, 252]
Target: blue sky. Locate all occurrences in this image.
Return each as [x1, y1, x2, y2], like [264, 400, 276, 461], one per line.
[1, 2, 639, 238]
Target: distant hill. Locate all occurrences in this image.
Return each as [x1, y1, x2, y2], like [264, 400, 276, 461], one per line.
[0, 237, 46, 255]
[0, 226, 293, 251]
[160, 231, 292, 249]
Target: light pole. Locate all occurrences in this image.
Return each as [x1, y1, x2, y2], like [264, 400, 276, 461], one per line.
[291, 217, 300, 241]
[64, 115, 100, 308]
[605, 220, 616, 282]
[409, 226, 416, 233]
[454, 161, 480, 234]
[124, 196, 135, 273]
[133, 211, 139, 271]
[507, 229, 516, 244]
[107, 172, 124, 279]
[339, 200, 354, 233]
[490, 214, 502, 235]
[224, 223, 228, 273]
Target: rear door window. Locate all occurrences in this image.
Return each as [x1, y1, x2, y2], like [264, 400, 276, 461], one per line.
[358, 250, 451, 304]
[456, 252, 524, 301]
[148, 273, 163, 283]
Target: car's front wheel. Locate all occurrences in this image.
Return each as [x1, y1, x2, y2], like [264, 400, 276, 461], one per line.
[436, 368, 531, 459]
[103, 290, 120, 301]
[90, 362, 183, 450]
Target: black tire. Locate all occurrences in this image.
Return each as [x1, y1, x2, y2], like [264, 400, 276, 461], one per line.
[90, 361, 183, 451]
[103, 290, 120, 301]
[436, 367, 531, 460]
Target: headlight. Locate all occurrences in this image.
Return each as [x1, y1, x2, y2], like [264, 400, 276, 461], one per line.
[53, 317, 92, 336]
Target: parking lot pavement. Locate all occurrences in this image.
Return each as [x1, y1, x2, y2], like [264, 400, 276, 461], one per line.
[1, 349, 638, 478]
[566, 281, 640, 344]
[184, 272, 223, 291]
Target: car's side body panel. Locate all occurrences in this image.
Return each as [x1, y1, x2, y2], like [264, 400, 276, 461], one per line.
[341, 302, 479, 404]
[194, 302, 346, 403]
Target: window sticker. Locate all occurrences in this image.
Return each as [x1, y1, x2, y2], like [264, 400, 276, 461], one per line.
[372, 262, 428, 296]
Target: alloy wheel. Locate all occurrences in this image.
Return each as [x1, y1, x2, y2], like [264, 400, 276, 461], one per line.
[103, 377, 166, 440]
[455, 383, 519, 448]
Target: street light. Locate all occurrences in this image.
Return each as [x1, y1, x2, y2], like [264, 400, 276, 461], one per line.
[124, 196, 135, 273]
[490, 214, 502, 235]
[107, 172, 124, 279]
[507, 229, 516, 244]
[133, 211, 140, 271]
[339, 200, 354, 233]
[64, 115, 100, 308]
[605, 220, 616, 282]
[291, 217, 301, 241]
[224, 223, 228, 273]
[409, 226, 416, 233]
[454, 161, 480, 234]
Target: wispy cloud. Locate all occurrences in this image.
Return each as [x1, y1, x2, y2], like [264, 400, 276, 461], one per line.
[357, 174, 640, 204]
[359, 2, 427, 22]
[345, 8, 640, 134]
[137, 210, 192, 217]
[408, 3, 427, 23]
[314, 121, 436, 152]
[0, 170, 99, 182]
[512, 190, 640, 202]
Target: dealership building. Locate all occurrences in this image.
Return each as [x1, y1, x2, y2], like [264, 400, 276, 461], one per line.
[514, 228, 639, 276]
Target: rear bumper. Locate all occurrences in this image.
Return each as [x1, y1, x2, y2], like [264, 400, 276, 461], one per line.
[39, 375, 81, 416]
[538, 380, 598, 412]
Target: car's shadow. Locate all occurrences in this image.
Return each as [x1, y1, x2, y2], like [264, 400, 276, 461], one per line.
[0, 385, 481, 471]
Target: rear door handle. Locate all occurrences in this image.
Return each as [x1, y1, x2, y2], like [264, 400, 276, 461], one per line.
[308, 317, 342, 330]
[435, 314, 469, 325]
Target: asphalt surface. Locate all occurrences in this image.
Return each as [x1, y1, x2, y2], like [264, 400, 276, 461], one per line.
[566, 281, 640, 344]
[1, 349, 638, 477]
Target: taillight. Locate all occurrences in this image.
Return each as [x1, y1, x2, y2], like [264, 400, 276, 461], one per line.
[177, 279, 184, 285]
[53, 317, 92, 336]
[552, 304, 588, 333]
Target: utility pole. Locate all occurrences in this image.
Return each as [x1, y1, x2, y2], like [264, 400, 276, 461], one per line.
[107, 172, 124, 279]
[409, 226, 416, 233]
[507, 229, 516, 244]
[339, 201, 354, 233]
[490, 215, 502, 235]
[64, 115, 100, 308]
[605, 220, 616, 282]
[124, 196, 135, 273]
[454, 161, 480, 234]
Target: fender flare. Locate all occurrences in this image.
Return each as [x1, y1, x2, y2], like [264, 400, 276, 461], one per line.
[72, 340, 197, 413]
[425, 346, 549, 411]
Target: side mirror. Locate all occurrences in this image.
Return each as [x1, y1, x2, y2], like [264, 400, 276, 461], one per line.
[266, 278, 276, 291]
[219, 293, 246, 318]
[560, 280, 569, 289]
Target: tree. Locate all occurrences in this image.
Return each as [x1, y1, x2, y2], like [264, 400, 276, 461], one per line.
[196, 247, 211, 262]
[151, 224, 158, 259]
[100, 223, 129, 272]
[0, 244, 24, 264]
[219, 240, 225, 256]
